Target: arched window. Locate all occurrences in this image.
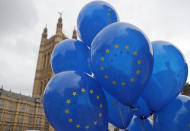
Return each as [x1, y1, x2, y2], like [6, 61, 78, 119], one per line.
[48, 52, 51, 66]
[39, 81, 43, 96]
[44, 54, 46, 68]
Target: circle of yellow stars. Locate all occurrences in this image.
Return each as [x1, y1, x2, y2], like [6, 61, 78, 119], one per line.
[100, 44, 142, 88]
[64, 87, 104, 130]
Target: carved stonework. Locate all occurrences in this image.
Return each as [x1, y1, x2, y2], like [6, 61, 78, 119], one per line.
[32, 16, 69, 98]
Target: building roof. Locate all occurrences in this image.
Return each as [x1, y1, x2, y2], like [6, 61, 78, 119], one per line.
[0, 88, 42, 103]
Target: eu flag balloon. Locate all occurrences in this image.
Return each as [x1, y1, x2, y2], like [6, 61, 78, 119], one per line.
[77, 1, 119, 46]
[154, 95, 190, 131]
[43, 71, 108, 131]
[142, 41, 188, 112]
[127, 116, 153, 131]
[104, 90, 134, 129]
[133, 97, 152, 119]
[91, 22, 153, 106]
[51, 39, 91, 74]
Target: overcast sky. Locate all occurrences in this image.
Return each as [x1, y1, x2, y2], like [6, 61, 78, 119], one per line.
[0, 0, 190, 96]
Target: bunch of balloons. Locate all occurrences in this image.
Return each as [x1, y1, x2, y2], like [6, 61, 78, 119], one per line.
[43, 1, 190, 131]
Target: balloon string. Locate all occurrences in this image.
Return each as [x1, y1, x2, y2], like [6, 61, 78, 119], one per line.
[116, 100, 126, 128]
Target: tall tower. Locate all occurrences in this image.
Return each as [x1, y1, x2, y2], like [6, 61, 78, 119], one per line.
[32, 16, 69, 98]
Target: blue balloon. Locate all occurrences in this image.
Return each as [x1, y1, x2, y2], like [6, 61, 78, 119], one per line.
[51, 39, 91, 74]
[91, 22, 153, 106]
[127, 116, 153, 131]
[77, 1, 119, 46]
[142, 41, 188, 112]
[133, 97, 152, 118]
[43, 71, 108, 131]
[104, 90, 134, 129]
[154, 95, 190, 131]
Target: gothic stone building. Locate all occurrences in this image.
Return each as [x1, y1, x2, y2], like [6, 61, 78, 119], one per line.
[0, 89, 49, 131]
[32, 16, 77, 98]
[0, 16, 77, 131]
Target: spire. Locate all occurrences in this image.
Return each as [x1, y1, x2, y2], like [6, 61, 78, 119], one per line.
[56, 12, 63, 34]
[41, 25, 48, 44]
[72, 27, 77, 39]
[42, 25, 48, 38]
[55, 12, 64, 42]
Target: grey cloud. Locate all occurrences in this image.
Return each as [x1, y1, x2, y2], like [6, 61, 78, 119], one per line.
[0, 0, 39, 36]
[0, 0, 39, 95]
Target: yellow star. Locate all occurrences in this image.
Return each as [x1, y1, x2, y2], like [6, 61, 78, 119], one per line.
[68, 119, 73, 123]
[94, 121, 98, 125]
[85, 125, 90, 129]
[90, 90, 94, 94]
[108, 9, 111, 11]
[125, 45, 129, 50]
[106, 49, 109, 53]
[100, 104, 103, 108]
[112, 81, 116, 85]
[137, 60, 141, 64]
[96, 96, 100, 100]
[100, 57, 104, 61]
[133, 51, 137, 55]
[130, 78, 134, 82]
[100, 66, 104, 70]
[66, 99, 71, 104]
[65, 109, 69, 114]
[136, 70, 140, 74]
[107, 13, 110, 15]
[109, 19, 111, 22]
[112, 103, 115, 107]
[72, 92, 77, 96]
[99, 113, 102, 118]
[115, 45, 119, 48]
[76, 124, 80, 128]
[121, 82, 126, 86]
[81, 88, 85, 92]
[104, 75, 108, 79]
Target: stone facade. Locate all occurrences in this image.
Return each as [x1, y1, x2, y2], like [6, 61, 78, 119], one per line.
[32, 16, 77, 98]
[0, 88, 49, 131]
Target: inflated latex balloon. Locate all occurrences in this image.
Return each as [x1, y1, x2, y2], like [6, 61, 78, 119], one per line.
[133, 97, 152, 118]
[51, 39, 91, 74]
[142, 41, 188, 112]
[91, 22, 153, 106]
[126, 116, 153, 131]
[104, 90, 134, 129]
[154, 95, 190, 131]
[77, 1, 119, 46]
[43, 71, 108, 131]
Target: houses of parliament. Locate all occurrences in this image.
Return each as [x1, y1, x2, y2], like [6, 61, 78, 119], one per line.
[0, 15, 77, 131]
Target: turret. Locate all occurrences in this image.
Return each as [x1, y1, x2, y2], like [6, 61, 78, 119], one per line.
[41, 26, 48, 45]
[55, 14, 63, 42]
[56, 17, 63, 34]
[72, 27, 77, 39]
